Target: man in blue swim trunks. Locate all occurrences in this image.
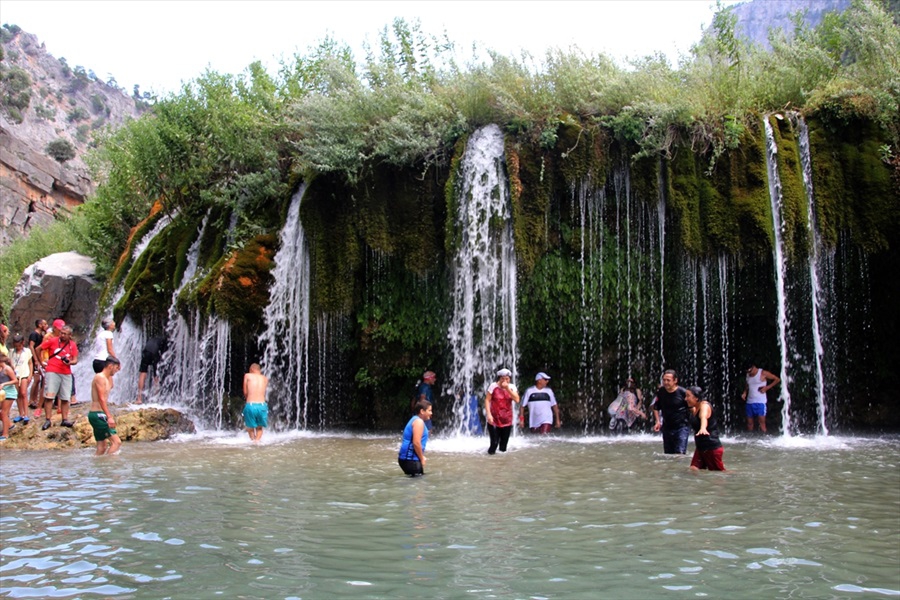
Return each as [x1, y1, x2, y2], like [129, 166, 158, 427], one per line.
[242, 363, 269, 442]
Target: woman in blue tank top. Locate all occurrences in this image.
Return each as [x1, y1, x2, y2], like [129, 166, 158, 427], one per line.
[398, 399, 432, 476]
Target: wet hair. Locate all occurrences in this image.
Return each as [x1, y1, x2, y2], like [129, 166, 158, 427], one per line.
[105, 356, 121, 367]
[101, 318, 114, 330]
[743, 359, 756, 371]
[414, 399, 432, 415]
[663, 369, 678, 381]
[687, 386, 704, 400]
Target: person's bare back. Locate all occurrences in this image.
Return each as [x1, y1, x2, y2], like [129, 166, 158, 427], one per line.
[243, 365, 268, 403]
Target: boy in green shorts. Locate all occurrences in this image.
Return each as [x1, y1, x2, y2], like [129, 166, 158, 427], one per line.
[89, 356, 122, 455]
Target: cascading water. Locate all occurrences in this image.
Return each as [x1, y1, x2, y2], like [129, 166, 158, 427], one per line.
[72, 213, 176, 404]
[795, 115, 829, 435]
[763, 116, 795, 435]
[155, 213, 234, 427]
[259, 186, 312, 429]
[445, 124, 518, 432]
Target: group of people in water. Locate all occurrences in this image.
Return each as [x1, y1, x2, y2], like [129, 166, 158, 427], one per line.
[398, 362, 781, 477]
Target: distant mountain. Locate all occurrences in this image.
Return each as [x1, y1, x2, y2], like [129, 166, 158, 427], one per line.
[726, 0, 852, 48]
[0, 25, 146, 245]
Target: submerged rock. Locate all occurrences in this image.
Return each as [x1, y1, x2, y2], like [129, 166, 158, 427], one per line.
[0, 404, 196, 451]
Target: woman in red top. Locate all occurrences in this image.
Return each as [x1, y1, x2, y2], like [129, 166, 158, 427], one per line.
[484, 368, 520, 454]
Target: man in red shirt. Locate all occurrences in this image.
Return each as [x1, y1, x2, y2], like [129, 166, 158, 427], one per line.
[39, 324, 79, 430]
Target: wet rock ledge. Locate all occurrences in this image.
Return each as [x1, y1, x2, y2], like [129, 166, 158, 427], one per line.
[0, 402, 196, 451]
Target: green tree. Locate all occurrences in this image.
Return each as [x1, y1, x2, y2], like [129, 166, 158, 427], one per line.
[46, 137, 76, 162]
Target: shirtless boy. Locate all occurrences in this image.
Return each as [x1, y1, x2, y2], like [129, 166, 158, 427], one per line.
[89, 356, 122, 455]
[242, 363, 269, 442]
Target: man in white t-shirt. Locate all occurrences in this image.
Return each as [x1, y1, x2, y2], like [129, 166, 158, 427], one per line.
[519, 372, 561, 434]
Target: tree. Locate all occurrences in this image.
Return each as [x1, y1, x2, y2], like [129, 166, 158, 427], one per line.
[46, 138, 76, 163]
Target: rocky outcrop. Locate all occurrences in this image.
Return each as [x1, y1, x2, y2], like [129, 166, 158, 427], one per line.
[8, 251, 99, 339]
[0, 405, 197, 450]
[0, 124, 92, 243]
[727, 0, 851, 49]
[0, 27, 144, 245]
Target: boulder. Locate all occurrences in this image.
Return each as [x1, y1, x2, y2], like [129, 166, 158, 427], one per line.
[8, 251, 100, 340]
[0, 406, 196, 451]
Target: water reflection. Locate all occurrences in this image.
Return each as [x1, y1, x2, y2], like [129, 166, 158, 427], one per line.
[1, 433, 898, 599]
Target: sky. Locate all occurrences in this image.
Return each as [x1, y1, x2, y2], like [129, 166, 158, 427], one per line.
[1, 0, 733, 96]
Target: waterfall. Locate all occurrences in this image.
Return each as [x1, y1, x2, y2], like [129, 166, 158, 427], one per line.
[795, 115, 829, 435]
[763, 116, 795, 435]
[155, 213, 235, 427]
[657, 162, 666, 376]
[259, 185, 311, 429]
[445, 124, 518, 432]
[575, 178, 604, 432]
[72, 212, 176, 404]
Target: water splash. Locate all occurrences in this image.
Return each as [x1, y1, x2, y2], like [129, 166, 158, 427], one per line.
[445, 124, 518, 432]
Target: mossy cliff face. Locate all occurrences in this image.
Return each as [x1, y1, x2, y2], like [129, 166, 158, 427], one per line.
[113, 114, 898, 431]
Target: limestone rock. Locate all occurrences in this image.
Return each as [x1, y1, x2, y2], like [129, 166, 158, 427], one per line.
[0, 405, 196, 451]
[7, 252, 99, 339]
[0, 28, 144, 246]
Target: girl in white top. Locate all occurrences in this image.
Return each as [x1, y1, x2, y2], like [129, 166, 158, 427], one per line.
[8, 334, 32, 422]
[92, 318, 116, 374]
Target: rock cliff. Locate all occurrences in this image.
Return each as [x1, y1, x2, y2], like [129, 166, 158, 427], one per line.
[0, 26, 144, 245]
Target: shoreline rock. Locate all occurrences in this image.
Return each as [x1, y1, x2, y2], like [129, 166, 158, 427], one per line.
[0, 401, 195, 451]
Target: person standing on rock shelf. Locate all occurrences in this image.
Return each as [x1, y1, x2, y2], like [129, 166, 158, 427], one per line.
[485, 368, 520, 454]
[38, 324, 78, 430]
[92, 318, 116, 374]
[8, 334, 33, 424]
[0, 323, 9, 356]
[742, 360, 780, 434]
[89, 356, 122, 455]
[0, 355, 20, 441]
[136, 335, 167, 404]
[242, 363, 269, 443]
[28, 319, 48, 414]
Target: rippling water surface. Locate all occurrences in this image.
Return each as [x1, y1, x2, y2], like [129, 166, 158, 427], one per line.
[1, 432, 898, 599]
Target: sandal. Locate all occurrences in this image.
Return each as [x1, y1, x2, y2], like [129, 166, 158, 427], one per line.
[13, 416, 23, 423]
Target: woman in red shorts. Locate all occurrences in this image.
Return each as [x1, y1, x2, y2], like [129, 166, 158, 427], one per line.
[685, 386, 726, 471]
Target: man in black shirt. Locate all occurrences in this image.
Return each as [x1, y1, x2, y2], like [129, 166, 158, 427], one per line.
[651, 369, 690, 454]
[28, 319, 47, 409]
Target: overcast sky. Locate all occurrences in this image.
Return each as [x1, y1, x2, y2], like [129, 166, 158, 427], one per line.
[2, 1, 734, 95]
